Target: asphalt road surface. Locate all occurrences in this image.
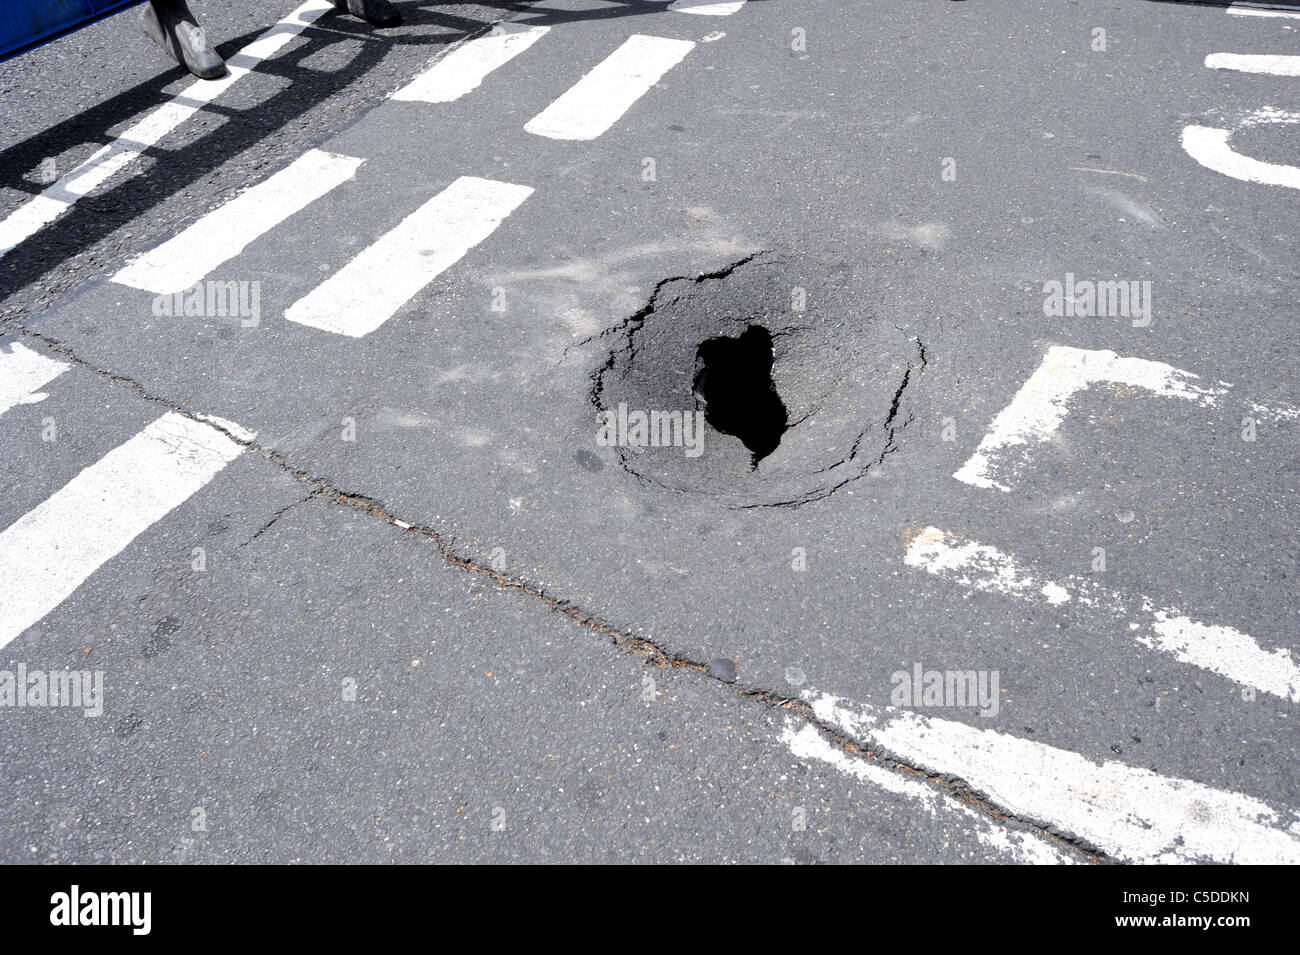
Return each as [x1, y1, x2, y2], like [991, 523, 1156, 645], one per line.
[1, 0, 1298, 864]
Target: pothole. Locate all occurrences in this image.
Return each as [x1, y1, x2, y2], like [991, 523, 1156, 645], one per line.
[692, 325, 788, 468]
[590, 251, 924, 508]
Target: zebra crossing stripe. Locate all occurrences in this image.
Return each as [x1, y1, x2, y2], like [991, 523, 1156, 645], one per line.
[392, 24, 550, 103]
[112, 150, 364, 296]
[0, 0, 335, 260]
[1205, 52, 1300, 75]
[669, 0, 747, 15]
[525, 35, 696, 141]
[0, 413, 244, 649]
[0, 340, 69, 418]
[284, 176, 533, 337]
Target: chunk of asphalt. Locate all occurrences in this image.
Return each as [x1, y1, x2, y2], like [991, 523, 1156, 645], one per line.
[709, 657, 737, 683]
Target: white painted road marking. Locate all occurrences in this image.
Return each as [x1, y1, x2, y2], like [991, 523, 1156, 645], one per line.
[285, 176, 533, 337]
[904, 526, 1300, 703]
[954, 346, 1229, 492]
[1227, 4, 1300, 18]
[807, 691, 1300, 864]
[0, 341, 69, 418]
[781, 720, 1077, 864]
[112, 150, 364, 296]
[0, 413, 244, 650]
[1182, 124, 1300, 189]
[669, 0, 748, 15]
[525, 35, 696, 141]
[393, 23, 550, 103]
[0, 0, 334, 260]
[1206, 53, 1300, 75]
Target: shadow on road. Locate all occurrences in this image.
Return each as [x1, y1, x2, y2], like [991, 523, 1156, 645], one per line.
[0, 0, 772, 309]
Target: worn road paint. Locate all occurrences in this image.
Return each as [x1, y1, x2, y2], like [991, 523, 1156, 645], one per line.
[905, 526, 1300, 703]
[781, 720, 1077, 864]
[807, 691, 1300, 864]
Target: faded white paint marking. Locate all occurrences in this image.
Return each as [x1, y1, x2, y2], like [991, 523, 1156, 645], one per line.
[525, 35, 695, 141]
[0, 1, 334, 259]
[392, 24, 550, 103]
[285, 176, 533, 337]
[669, 0, 747, 15]
[1206, 52, 1300, 76]
[0, 341, 69, 418]
[113, 150, 363, 296]
[1181, 125, 1300, 190]
[954, 346, 1228, 491]
[781, 720, 1075, 864]
[905, 527, 1300, 703]
[1068, 167, 1150, 182]
[1249, 400, 1300, 422]
[808, 691, 1300, 865]
[0, 413, 244, 649]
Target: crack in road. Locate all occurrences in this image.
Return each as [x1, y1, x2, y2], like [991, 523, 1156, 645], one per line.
[18, 325, 1100, 864]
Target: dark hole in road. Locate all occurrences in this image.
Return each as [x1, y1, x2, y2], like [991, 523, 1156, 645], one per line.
[692, 325, 788, 467]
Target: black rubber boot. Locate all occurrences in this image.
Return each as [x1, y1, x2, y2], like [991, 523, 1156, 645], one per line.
[141, 0, 226, 80]
[329, 0, 402, 27]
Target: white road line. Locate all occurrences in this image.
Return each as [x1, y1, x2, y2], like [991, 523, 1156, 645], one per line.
[0, 413, 244, 649]
[0, 0, 334, 260]
[668, 0, 747, 15]
[285, 176, 533, 337]
[112, 149, 363, 296]
[781, 720, 1077, 864]
[807, 691, 1300, 864]
[392, 23, 550, 103]
[524, 34, 696, 141]
[904, 526, 1300, 704]
[0, 341, 69, 418]
[1227, 4, 1300, 19]
[1206, 52, 1300, 75]
[954, 346, 1229, 492]
[1182, 124, 1300, 189]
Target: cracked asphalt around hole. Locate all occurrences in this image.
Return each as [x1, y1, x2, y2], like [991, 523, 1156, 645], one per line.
[1, 0, 1298, 865]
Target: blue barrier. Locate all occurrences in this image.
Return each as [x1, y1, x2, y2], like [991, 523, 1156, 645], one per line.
[1, 0, 147, 62]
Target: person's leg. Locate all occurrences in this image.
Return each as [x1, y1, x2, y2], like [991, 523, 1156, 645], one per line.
[141, 0, 225, 80]
[328, 0, 402, 27]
